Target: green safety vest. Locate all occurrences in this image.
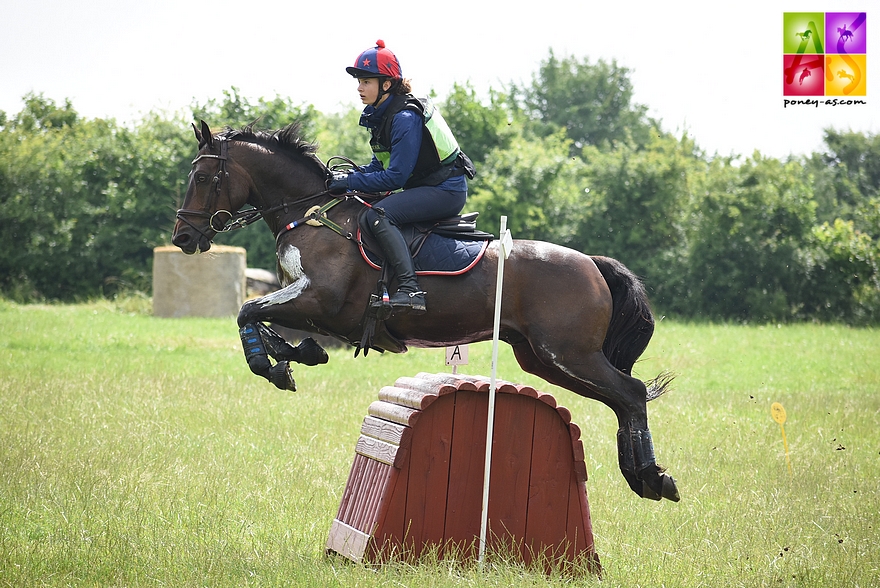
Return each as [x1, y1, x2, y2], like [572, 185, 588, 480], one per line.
[370, 94, 463, 189]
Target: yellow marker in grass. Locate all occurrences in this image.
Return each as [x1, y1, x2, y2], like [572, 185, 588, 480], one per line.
[771, 402, 792, 476]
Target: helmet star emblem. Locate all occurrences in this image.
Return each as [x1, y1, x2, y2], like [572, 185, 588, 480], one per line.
[362, 58, 371, 67]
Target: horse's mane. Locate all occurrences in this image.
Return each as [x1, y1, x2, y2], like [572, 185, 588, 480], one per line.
[220, 122, 328, 177]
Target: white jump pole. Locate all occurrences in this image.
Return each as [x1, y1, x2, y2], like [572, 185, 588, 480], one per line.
[478, 215, 513, 566]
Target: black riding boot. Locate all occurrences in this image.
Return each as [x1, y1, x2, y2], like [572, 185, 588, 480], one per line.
[370, 215, 427, 314]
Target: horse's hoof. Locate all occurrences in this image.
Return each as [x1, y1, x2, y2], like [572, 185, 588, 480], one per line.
[269, 361, 296, 391]
[640, 473, 680, 502]
[641, 481, 662, 501]
[661, 474, 680, 502]
[296, 337, 329, 366]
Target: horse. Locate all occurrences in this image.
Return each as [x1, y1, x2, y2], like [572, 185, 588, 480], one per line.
[171, 120, 680, 503]
[799, 67, 812, 85]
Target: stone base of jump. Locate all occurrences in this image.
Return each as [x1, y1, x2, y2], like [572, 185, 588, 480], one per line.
[326, 372, 601, 574]
[152, 245, 246, 318]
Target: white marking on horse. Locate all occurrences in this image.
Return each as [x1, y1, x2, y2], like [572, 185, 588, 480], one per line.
[517, 240, 557, 263]
[261, 244, 310, 306]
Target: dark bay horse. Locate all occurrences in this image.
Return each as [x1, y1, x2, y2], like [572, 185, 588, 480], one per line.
[172, 121, 679, 502]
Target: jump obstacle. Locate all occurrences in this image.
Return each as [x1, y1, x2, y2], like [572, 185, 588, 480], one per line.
[326, 372, 601, 572]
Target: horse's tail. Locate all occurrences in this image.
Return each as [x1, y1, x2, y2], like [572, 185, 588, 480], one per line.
[590, 255, 674, 400]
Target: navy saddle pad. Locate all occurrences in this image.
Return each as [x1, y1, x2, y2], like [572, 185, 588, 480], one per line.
[358, 229, 490, 275]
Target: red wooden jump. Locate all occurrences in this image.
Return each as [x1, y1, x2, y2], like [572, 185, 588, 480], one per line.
[326, 372, 600, 573]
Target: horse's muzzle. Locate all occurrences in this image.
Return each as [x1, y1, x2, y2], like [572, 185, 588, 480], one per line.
[171, 228, 211, 254]
[172, 212, 215, 254]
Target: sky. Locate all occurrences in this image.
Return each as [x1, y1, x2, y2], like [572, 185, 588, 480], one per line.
[1, 0, 876, 160]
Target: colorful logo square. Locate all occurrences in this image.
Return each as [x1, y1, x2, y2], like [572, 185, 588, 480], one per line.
[783, 54, 825, 96]
[783, 12, 825, 54]
[826, 12, 867, 54]
[825, 54, 867, 96]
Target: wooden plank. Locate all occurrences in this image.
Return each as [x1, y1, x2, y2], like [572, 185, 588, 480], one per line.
[357, 459, 393, 531]
[576, 476, 596, 554]
[402, 393, 455, 556]
[568, 422, 583, 454]
[368, 400, 421, 427]
[326, 518, 372, 562]
[535, 391, 558, 409]
[486, 393, 536, 549]
[524, 401, 573, 559]
[513, 384, 539, 398]
[554, 404, 572, 425]
[360, 415, 411, 447]
[336, 451, 362, 521]
[390, 376, 458, 397]
[575, 477, 601, 573]
[378, 385, 439, 410]
[443, 389, 488, 558]
[338, 454, 367, 523]
[412, 372, 471, 388]
[355, 435, 400, 467]
[372, 456, 409, 560]
[422, 372, 487, 392]
[349, 457, 377, 531]
[565, 467, 588, 562]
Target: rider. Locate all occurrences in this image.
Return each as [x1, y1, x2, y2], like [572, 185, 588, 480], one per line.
[328, 40, 471, 315]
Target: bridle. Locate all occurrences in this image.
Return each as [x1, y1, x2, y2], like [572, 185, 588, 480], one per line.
[176, 139, 375, 242]
[175, 137, 237, 240]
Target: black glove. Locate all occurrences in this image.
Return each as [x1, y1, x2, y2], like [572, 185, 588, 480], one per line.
[327, 172, 349, 195]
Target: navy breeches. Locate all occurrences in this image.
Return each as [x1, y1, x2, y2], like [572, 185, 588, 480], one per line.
[366, 185, 467, 227]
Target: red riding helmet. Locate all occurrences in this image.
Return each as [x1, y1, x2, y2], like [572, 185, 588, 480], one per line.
[346, 39, 402, 80]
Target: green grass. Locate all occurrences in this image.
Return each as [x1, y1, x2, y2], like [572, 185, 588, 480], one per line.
[1, 299, 878, 587]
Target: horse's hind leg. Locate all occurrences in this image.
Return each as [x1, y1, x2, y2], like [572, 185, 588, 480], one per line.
[511, 341, 679, 502]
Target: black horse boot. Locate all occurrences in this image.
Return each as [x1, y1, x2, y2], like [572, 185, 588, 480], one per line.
[370, 214, 427, 315]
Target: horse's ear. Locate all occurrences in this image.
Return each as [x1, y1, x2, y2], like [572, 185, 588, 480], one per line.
[192, 122, 204, 147]
[200, 120, 214, 150]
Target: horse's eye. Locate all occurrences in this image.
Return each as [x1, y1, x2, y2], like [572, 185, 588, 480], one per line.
[196, 174, 208, 183]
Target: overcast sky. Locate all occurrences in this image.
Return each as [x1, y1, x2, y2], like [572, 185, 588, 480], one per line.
[1, 0, 875, 159]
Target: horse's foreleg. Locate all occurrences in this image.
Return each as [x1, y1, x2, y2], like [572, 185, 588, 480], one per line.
[257, 323, 329, 366]
[239, 323, 296, 391]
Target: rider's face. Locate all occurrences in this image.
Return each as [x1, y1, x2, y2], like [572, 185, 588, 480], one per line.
[358, 78, 390, 106]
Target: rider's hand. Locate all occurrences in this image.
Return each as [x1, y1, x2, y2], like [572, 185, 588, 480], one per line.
[328, 172, 349, 195]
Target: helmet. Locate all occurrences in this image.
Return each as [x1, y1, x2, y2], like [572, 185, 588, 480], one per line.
[346, 39, 402, 79]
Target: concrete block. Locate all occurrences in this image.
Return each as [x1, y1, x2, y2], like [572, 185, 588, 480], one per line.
[152, 245, 246, 318]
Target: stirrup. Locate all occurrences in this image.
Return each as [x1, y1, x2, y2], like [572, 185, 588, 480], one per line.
[390, 290, 426, 314]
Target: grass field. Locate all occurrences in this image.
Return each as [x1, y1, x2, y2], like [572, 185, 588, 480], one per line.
[1, 298, 878, 587]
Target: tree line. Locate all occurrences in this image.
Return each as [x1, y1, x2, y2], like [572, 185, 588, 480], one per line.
[1, 51, 878, 324]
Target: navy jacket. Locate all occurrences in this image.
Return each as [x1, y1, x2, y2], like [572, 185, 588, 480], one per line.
[347, 98, 467, 194]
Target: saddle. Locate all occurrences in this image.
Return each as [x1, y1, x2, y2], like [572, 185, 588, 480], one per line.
[354, 210, 494, 356]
